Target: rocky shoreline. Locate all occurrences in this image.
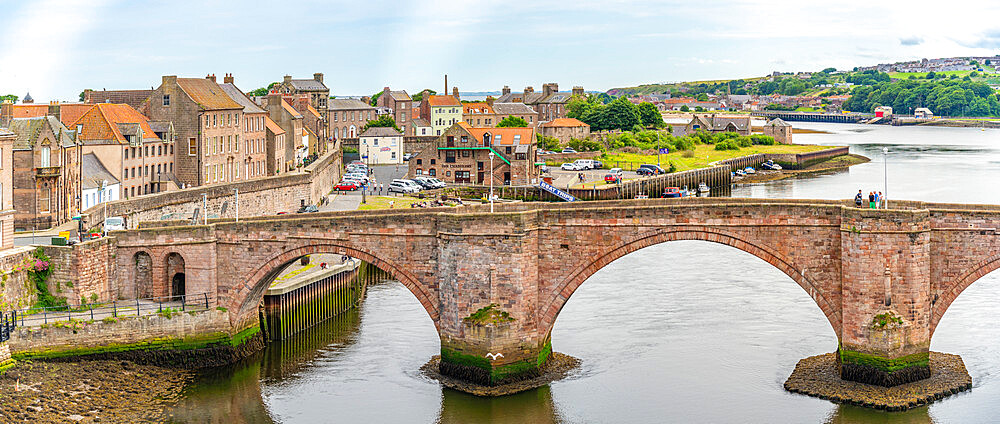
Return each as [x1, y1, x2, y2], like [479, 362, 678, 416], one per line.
[0, 360, 193, 423]
[421, 352, 580, 396]
[734, 154, 870, 184]
[784, 352, 972, 411]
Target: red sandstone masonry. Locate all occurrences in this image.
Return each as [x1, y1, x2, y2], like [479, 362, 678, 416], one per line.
[35, 198, 1000, 368]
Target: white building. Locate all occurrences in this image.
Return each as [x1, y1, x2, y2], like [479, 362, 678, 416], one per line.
[914, 107, 933, 119]
[81, 153, 121, 211]
[359, 127, 404, 164]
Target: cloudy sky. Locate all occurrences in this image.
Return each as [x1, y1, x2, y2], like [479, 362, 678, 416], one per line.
[2, 0, 1000, 101]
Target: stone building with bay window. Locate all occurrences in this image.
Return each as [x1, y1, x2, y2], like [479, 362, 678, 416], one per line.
[408, 122, 538, 185]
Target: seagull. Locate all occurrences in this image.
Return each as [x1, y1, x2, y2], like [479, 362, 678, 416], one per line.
[485, 352, 504, 361]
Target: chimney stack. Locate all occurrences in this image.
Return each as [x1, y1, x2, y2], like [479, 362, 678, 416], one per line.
[524, 86, 534, 94]
[572, 86, 584, 96]
[444, 74, 448, 95]
[284, 75, 292, 84]
[224, 73, 234, 84]
[206, 74, 217, 83]
[162, 75, 177, 87]
[543, 83, 558, 96]
[314, 73, 324, 84]
[502, 85, 511, 96]
[452, 87, 460, 101]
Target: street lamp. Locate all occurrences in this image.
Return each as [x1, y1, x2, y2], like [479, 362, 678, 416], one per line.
[882, 147, 888, 209]
[488, 151, 495, 213]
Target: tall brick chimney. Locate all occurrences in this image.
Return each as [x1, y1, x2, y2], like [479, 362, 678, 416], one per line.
[224, 73, 234, 84]
[572, 86, 584, 96]
[452, 87, 460, 101]
[314, 73, 324, 84]
[502, 85, 511, 96]
[48, 101, 60, 120]
[543, 83, 558, 97]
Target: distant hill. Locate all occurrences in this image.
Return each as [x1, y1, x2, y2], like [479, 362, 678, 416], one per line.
[607, 77, 768, 96]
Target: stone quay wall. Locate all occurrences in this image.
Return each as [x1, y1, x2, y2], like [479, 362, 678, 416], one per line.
[42, 237, 118, 306]
[82, 148, 342, 228]
[767, 146, 850, 169]
[0, 247, 35, 311]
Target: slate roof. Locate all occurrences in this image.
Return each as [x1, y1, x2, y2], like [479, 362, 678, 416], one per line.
[219, 83, 266, 114]
[411, 117, 430, 127]
[492, 102, 537, 115]
[81, 153, 119, 189]
[288, 79, 328, 91]
[72, 103, 161, 144]
[360, 126, 402, 138]
[328, 98, 374, 111]
[389, 90, 411, 101]
[7, 116, 78, 149]
[175, 78, 243, 110]
[689, 114, 751, 131]
[764, 118, 792, 127]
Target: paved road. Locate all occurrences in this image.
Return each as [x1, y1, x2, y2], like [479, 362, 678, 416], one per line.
[548, 168, 641, 189]
[320, 164, 409, 212]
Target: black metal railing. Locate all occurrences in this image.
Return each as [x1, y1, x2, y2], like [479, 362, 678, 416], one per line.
[13, 293, 214, 327]
[0, 311, 15, 343]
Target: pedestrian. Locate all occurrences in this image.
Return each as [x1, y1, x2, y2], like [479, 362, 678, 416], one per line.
[868, 191, 876, 209]
[855, 190, 863, 208]
[878, 191, 884, 209]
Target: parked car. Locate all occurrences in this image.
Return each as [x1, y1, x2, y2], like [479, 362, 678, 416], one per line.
[592, 160, 604, 169]
[573, 159, 595, 170]
[349, 160, 365, 166]
[410, 176, 440, 190]
[388, 179, 421, 193]
[561, 162, 581, 171]
[561, 148, 577, 153]
[761, 160, 782, 170]
[604, 168, 623, 184]
[335, 181, 359, 191]
[540, 165, 550, 173]
[637, 164, 666, 176]
[403, 153, 413, 161]
[297, 204, 319, 213]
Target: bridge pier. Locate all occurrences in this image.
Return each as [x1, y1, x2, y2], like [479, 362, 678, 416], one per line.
[838, 207, 931, 386]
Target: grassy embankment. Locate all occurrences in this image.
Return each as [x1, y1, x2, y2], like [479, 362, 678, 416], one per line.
[357, 196, 425, 210]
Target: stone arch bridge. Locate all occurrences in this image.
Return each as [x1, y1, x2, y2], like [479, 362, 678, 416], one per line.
[110, 198, 1000, 386]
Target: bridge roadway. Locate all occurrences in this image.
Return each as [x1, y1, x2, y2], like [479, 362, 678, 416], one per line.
[110, 197, 1000, 386]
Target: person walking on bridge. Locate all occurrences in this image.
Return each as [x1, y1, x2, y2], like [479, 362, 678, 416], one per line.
[869, 192, 876, 209]
[855, 190, 863, 208]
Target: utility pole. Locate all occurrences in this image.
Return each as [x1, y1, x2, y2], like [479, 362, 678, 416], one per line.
[202, 193, 208, 225]
[234, 188, 239, 222]
[489, 151, 495, 213]
[883, 147, 889, 209]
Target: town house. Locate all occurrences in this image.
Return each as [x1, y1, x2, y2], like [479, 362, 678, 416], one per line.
[275, 73, 329, 140]
[491, 102, 539, 127]
[329, 98, 376, 140]
[219, 77, 269, 179]
[144, 75, 247, 187]
[462, 102, 495, 127]
[262, 94, 305, 173]
[375, 88, 413, 136]
[409, 122, 538, 185]
[419, 94, 462, 136]
[539, 118, 591, 144]
[7, 116, 80, 231]
[0, 127, 13, 249]
[495, 83, 584, 122]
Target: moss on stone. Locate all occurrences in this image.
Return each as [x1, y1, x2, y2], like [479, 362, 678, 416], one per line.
[0, 359, 16, 375]
[12, 326, 261, 362]
[463, 303, 515, 325]
[839, 347, 929, 373]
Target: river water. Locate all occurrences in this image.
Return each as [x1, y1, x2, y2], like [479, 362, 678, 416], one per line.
[168, 123, 1000, 423]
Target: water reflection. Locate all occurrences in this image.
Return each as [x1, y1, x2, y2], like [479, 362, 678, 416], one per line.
[437, 387, 560, 424]
[827, 405, 932, 424]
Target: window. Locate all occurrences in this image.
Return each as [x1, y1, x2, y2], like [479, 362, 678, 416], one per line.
[483, 133, 491, 146]
[373, 138, 379, 147]
[430, 159, 436, 165]
[205, 165, 210, 182]
[40, 187, 51, 212]
[40, 146, 50, 167]
[391, 152, 396, 160]
[189, 138, 197, 156]
[416, 168, 423, 175]
[462, 150, 470, 158]
[516, 153, 526, 160]
[416, 159, 422, 165]
[235, 135, 239, 152]
[477, 161, 484, 170]
[445, 151, 456, 163]
[428, 168, 436, 176]
[461, 136, 468, 143]
[514, 135, 521, 143]
[213, 114, 217, 127]
[505, 147, 512, 154]
[446, 136, 455, 147]
[162, 95, 170, 106]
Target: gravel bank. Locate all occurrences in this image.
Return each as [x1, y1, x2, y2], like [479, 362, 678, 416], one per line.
[422, 352, 580, 396]
[784, 352, 972, 411]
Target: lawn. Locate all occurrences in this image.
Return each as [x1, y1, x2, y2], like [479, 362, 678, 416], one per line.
[599, 144, 833, 172]
[358, 196, 425, 210]
[888, 68, 995, 80]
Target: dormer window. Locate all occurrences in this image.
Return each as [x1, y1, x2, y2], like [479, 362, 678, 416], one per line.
[483, 133, 491, 146]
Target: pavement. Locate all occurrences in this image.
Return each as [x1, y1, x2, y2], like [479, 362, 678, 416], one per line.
[320, 164, 409, 212]
[13, 219, 83, 247]
[15, 298, 205, 327]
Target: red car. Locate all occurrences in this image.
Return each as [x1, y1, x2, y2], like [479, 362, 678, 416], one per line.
[335, 181, 359, 191]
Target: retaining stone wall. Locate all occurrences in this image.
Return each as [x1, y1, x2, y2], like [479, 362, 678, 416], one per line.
[42, 237, 117, 306]
[0, 247, 35, 311]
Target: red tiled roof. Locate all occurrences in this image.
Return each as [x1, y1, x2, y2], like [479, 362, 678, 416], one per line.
[541, 118, 588, 128]
[58, 104, 95, 128]
[265, 116, 285, 135]
[176, 78, 243, 110]
[282, 99, 303, 119]
[72, 103, 160, 144]
[457, 122, 533, 145]
[462, 102, 494, 114]
[427, 95, 460, 107]
[9, 104, 48, 119]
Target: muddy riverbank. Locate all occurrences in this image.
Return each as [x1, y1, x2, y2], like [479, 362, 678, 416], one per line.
[735, 154, 870, 184]
[0, 360, 193, 423]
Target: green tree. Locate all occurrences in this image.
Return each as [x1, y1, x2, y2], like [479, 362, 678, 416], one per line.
[78, 90, 91, 102]
[410, 89, 437, 103]
[362, 115, 401, 132]
[496, 116, 528, 127]
[637, 102, 665, 128]
[248, 82, 278, 97]
[821, 67, 837, 73]
[680, 105, 690, 112]
[536, 134, 561, 151]
[370, 91, 382, 106]
[598, 97, 641, 131]
[0, 94, 18, 103]
[695, 93, 709, 101]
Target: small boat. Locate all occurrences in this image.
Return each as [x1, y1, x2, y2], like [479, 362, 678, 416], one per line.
[634, 193, 649, 199]
[698, 182, 710, 194]
[662, 187, 682, 198]
[760, 160, 782, 171]
[744, 167, 756, 175]
[735, 169, 746, 177]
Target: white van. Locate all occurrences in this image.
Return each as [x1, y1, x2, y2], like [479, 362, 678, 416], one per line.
[573, 159, 595, 170]
[104, 216, 126, 234]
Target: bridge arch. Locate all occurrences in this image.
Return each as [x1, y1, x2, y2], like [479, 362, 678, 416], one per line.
[539, 228, 841, 337]
[931, 253, 1000, 335]
[230, 243, 439, 331]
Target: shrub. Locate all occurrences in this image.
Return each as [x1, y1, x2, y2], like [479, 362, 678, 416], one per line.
[714, 141, 740, 151]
